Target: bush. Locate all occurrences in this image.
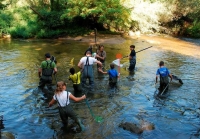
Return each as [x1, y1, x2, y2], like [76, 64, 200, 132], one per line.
[185, 20, 200, 38]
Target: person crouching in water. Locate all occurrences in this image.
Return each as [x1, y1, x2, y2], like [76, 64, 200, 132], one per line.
[156, 61, 173, 96]
[69, 68, 82, 97]
[98, 63, 120, 89]
[49, 81, 86, 131]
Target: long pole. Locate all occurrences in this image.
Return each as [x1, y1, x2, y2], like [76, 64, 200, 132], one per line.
[160, 81, 171, 96]
[94, 28, 97, 45]
[123, 46, 153, 58]
[85, 99, 95, 118]
[136, 46, 153, 53]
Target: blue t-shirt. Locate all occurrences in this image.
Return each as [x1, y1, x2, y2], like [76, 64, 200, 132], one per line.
[108, 69, 118, 78]
[156, 67, 170, 77]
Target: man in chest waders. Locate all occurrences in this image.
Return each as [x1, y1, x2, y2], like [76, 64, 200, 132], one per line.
[38, 53, 57, 91]
[156, 61, 172, 95]
[78, 51, 102, 91]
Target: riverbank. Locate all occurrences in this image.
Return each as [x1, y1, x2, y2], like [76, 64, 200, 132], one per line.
[58, 33, 200, 58]
[58, 33, 129, 45]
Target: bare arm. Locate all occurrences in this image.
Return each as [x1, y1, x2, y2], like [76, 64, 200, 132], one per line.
[98, 68, 107, 74]
[78, 61, 83, 69]
[96, 60, 102, 66]
[156, 76, 158, 83]
[96, 53, 106, 60]
[169, 74, 173, 81]
[49, 98, 56, 107]
[69, 94, 86, 102]
[38, 68, 42, 78]
[53, 67, 57, 74]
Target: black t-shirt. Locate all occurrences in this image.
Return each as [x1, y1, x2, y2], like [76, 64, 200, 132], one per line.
[129, 50, 136, 57]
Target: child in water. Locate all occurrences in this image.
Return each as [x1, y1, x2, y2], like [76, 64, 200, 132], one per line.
[156, 61, 173, 95]
[49, 81, 86, 131]
[69, 67, 82, 97]
[98, 63, 120, 89]
[129, 45, 136, 72]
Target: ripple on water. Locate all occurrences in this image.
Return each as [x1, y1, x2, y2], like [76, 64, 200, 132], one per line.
[0, 36, 200, 138]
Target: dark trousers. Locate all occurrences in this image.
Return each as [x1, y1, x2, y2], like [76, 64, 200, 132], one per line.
[159, 76, 169, 94]
[109, 77, 118, 89]
[81, 65, 94, 88]
[129, 60, 136, 72]
[73, 84, 82, 97]
[38, 76, 53, 90]
[58, 104, 79, 126]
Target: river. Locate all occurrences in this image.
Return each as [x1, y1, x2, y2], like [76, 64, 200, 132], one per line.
[0, 35, 199, 139]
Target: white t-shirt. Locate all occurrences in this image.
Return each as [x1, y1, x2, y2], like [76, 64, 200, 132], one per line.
[80, 56, 97, 65]
[53, 91, 71, 106]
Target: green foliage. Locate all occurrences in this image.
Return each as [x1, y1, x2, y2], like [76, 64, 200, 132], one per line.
[0, 11, 12, 35]
[38, 10, 65, 29]
[185, 20, 200, 38]
[1, 0, 200, 38]
[61, 0, 132, 31]
[36, 29, 63, 38]
[36, 25, 89, 38]
[8, 7, 38, 38]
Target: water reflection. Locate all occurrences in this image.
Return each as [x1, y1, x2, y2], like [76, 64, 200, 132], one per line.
[0, 35, 200, 139]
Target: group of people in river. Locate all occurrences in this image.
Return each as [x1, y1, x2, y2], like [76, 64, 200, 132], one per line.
[37, 44, 173, 132]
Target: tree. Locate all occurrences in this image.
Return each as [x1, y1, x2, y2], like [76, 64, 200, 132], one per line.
[61, 0, 132, 31]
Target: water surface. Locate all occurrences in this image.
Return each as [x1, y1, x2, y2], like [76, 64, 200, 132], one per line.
[0, 35, 200, 139]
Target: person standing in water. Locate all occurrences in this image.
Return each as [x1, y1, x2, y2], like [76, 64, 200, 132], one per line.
[78, 51, 102, 90]
[38, 53, 57, 91]
[96, 45, 106, 69]
[156, 61, 173, 95]
[49, 81, 86, 131]
[128, 45, 136, 72]
[69, 67, 82, 97]
[98, 63, 120, 89]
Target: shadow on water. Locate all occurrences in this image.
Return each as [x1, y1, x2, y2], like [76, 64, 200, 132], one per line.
[0, 36, 200, 138]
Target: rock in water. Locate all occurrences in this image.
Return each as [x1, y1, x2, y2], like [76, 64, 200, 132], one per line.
[119, 122, 143, 134]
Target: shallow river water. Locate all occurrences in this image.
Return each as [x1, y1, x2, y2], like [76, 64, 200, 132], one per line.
[0, 35, 200, 139]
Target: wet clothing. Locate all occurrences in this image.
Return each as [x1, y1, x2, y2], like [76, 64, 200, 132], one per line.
[97, 50, 106, 69]
[80, 56, 97, 88]
[69, 72, 82, 97]
[96, 50, 106, 67]
[53, 91, 79, 127]
[108, 69, 118, 88]
[156, 66, 170, 94]
[38, 60, 56, 90]
[129, 50, 136, 72]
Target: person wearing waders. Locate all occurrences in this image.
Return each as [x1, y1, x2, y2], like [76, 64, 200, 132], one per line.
[156, 61, 173, 96]
[38, 53, 57, 91]
[78, 51, 102, 91]
[96, 45, 106, 69]
[129, 45, 136, 72]
[98, 63, 120, 89]
[84, 45, 93, 56]
[49, 81, 86, 131]
[69, 68, 82, 97]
